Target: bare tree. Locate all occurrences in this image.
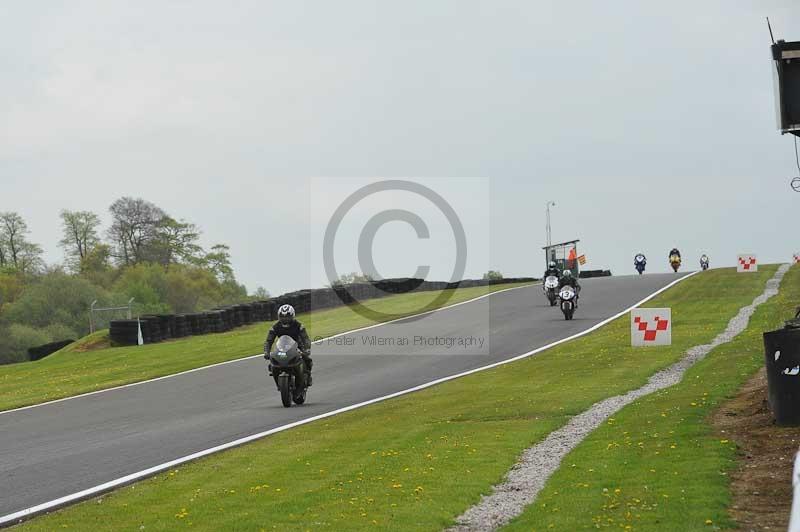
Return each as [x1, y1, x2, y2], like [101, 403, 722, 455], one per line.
[0, 212, 43, 273]
[59, 210, 101, 271]
[107, 197, 166, 265]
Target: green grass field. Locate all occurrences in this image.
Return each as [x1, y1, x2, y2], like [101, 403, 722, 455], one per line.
[14, 266, 791, 532]
[503, 265, 799, 532]
[0, 283, 530, 412]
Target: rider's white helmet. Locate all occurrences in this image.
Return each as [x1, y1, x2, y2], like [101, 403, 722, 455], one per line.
[277, 304, 295, 325]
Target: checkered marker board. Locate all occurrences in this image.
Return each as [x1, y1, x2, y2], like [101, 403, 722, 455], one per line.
[793, 253, 800, 264]
[737, 254, 757, 272]
[631, 308, 672, 346]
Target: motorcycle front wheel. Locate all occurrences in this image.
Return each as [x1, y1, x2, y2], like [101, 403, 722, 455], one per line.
[278, 374, 292, 407]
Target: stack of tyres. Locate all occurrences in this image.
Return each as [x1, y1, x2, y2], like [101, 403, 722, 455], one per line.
[185, 313, 204, 335]
[173, 315, 189, 338]
[140, 314, 165, 343]
[265, 300, 277, 321]
[293, 291, 311, 314]
[204, 311, 225, 333]
[109, 320, 141, 346]
[235, 304, 253, 325]
[27, 339, 75, 361]
[140, 317, 162, 344]
[310, 289, 334, 311]
[257, 301, 271, 320]
[333, 285, 352, 305]
[155, 315, 175, 340]
[218, 306, 230, 327]
[250, 302, 264, 321]
[216, 307, 235, 329]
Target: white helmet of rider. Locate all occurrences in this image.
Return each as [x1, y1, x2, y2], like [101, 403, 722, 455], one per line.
[549, 261, 556, 269]
[277, 304, 295, 325]
[563, 269, 572, 278]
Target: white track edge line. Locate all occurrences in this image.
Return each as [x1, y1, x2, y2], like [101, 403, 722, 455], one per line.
[0, 272, 697, 526]
[0, 283, 532, 416]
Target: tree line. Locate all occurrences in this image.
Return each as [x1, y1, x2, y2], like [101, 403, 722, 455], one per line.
[0, 197, 264, 365]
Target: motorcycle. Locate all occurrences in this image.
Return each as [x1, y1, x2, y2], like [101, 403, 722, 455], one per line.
[543, 275, 559, 306]
[634, 254, 647, 275]
[268, 335, 309, 407]
[558, 285, 578, 320]
[669, 254, 682, 273]
[700, 255, 709, 271]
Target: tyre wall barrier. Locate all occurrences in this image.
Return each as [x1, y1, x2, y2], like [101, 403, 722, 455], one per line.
[27, 339, 76, 361]
[108, 277, 536, 346]
[579, 270, 612, 279]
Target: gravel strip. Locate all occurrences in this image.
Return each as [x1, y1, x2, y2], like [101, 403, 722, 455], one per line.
[448, 265, 790, 532]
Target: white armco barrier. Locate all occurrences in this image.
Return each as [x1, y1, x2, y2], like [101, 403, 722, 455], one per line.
[789, 449, 800, 532]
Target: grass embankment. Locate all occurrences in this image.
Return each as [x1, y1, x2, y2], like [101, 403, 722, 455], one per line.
[503, 264, 799, 531]
[0, 283, 530, 412]
[16, 268, 783, 531]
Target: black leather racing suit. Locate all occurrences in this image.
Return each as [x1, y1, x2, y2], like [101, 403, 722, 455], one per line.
[264, 319, 313, 382]
[543, 268, 561, 279]
[558, 276, 581, 305]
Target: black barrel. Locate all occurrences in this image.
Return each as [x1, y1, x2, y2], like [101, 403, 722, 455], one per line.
[763, 313, 800, 425]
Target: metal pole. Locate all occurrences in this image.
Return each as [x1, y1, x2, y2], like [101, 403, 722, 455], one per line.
[127, 298, 135, 320]
[546, 201, 555, 247]
[89, 300, 97, 334]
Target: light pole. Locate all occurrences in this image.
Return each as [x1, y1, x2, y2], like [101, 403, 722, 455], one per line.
[545, 201, 555, 247]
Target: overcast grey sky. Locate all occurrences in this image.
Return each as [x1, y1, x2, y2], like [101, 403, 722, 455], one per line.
[1, 1, 799, 295]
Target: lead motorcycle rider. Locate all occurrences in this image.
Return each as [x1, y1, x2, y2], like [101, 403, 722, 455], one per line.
[558, 269, 581, 306]
[264, 304, 313, 386]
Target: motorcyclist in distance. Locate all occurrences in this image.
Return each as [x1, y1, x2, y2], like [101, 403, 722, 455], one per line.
[669, 247, 681, 259]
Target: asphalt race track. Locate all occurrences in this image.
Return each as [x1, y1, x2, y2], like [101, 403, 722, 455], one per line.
[0, 273, 688, 521]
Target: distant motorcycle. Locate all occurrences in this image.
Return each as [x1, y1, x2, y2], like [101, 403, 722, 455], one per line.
[268, 335, 309, 408]
[669, 254, 682, 273]
[634, 254, 647, 275]
[700, 255, 709, 271]
[559, 285, 577, 320]
[543, 275, 559, 306]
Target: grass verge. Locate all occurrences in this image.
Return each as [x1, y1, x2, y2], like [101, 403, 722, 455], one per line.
[502, 264, 799, 531]
[0, 283, 530, 412]
[13, 267, 784, 531]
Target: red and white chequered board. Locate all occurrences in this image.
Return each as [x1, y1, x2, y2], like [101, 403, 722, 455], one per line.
[794, 253, 800, 264]
[737, 254, 757, 273]
[631, 308, 672, 347]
